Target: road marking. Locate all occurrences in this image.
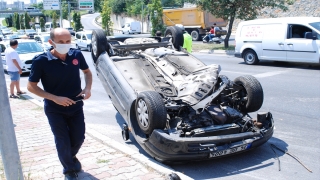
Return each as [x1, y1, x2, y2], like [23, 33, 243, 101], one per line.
[254, 69, 292, 78]
[222, 70, 251, 75]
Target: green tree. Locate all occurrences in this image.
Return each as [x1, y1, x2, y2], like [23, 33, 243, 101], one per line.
[40, 17, 45, 32]
[25, 12, 31, 29]
[109, 0, 126, 14]
[94, 0, 103, 12]
[31, 17, 36, 30]
[52, 11, 59, 28]
[19, 14, 24, 29]
[5, 15, 13, 27]
[62, 3, 69, 19]
[14, 13, 20, 30]
[101, 0, 113, 35]
[185, 0, 295, 48]
[73, 13, 83, 31]
[162, 0, 184, 8]
[148, 0, 165, 36]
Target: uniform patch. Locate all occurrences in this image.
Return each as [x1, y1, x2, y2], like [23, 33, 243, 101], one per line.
[72, 59, 78, 65]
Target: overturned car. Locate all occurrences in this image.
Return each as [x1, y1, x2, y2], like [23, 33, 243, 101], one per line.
[90, 27, 274, 163]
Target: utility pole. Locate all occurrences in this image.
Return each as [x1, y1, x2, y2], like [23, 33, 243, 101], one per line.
[141, 4, 143, 33]
[59, 0, 63, 28]
[0, 45, 23, 180]
[68, 0, 71, 27]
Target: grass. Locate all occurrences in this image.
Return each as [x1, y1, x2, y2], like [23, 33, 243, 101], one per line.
[96, 159, 109, 163]
[193, 43, 235, 51]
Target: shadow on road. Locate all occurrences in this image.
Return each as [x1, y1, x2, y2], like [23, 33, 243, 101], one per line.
[239, 61, 320, 70]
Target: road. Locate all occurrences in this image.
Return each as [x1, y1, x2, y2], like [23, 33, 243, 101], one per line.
[4, 14, 320, 179]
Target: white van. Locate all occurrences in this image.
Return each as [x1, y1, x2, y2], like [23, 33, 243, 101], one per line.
[121, 22, 141, 34]
[234, 17, 320, 65]
[75, 30, 92, 51]
[45, 22, 60, 32]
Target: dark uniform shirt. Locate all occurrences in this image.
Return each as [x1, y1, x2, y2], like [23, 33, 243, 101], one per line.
[29, 48, 89, 107]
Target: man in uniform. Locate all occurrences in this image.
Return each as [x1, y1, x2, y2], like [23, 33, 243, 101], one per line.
[179, 25, 192, 53]
[27, 28, 92, 179]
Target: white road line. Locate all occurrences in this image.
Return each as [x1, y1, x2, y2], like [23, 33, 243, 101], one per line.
[221, 70, 251, 75]
[253, 69, 293, 78]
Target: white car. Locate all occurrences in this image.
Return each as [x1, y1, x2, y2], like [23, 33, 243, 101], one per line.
[34, 34, 52, 50]
[75, 30, 92, 51]
[121, 22, 142, 34]
[1, 39, 45, 73]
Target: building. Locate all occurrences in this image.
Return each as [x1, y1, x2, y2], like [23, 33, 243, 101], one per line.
[30, 0, 37, 5]
[0, 1, 7, 10]
[13, 1, 25, 10]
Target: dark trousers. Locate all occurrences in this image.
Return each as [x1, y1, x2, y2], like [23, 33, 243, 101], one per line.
[44, 102, 85, 174]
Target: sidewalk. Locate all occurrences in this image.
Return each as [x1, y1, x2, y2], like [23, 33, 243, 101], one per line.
[0, 95, 189, 180]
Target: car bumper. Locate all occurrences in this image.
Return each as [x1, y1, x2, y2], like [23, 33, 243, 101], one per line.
[234, 52, 242, 58]
[142, 123, 274, 162]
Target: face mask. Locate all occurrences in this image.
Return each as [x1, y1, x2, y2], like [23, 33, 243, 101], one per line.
[52, 42, 71, 54]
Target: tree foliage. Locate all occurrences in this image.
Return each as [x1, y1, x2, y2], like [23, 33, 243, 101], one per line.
[52, 11, 59, 28]
[185, 0, 295, 47]
[101, 0, 113, 35]
[20, 14, 25, 30]
[14, 13, 20, 30]
[148, 0, 165, 36]
[40, 17, 45, 32]
[24, 12, 31, 29]
[73, 13, 83, 31]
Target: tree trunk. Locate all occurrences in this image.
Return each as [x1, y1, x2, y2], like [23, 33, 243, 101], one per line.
[224, 13, 235, 48]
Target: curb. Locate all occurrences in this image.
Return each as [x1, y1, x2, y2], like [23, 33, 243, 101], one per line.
[198, 49, 235, 55]
[20, 94, 193, 180]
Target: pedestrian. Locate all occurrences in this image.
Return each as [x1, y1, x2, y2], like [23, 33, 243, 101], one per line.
[4, 39, 25, 98]
[27, 28, 92, 180]
[181, 26, 192, 53]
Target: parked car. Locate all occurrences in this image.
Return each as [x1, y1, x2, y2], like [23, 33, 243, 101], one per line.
[121, 22, 142, 34]
[1, 28, 13, 35]
[25, 29, 37, 39]
[17, 30, 28, 39]
[89, 28, 274, 163]
[34, 34, 52, 50]
[45, 22, 60, 32]
[1, 39, 45, 73]
[234, 17, 320, 65]
[75, 30, 92, 51]
[66, 27, 75, 36]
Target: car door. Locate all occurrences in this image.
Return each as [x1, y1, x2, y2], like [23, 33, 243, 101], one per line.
[261, 23, 287, 61]
[285, 24, 319, 62]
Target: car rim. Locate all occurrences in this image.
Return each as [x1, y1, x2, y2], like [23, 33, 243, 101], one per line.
[92, 34, 97, 56]
[191, 31, 198, 40]
[137, 99, 149, 128]
[245, 53, 255, 63]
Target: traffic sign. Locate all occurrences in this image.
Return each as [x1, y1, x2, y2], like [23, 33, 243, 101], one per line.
[79, 0, 94, 10]
[43, 0, 60, 10]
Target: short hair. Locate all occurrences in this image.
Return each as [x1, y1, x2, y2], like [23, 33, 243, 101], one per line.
[156, 30, 162, 36]
[10, 39, 18, 47]
[211, 26, 214, 28]
[213, 23, 217, 26]
[50, 29, 55, 41]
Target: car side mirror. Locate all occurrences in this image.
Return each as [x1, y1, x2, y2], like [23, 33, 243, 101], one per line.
[305, 32, 317, 40]
[121, 26, 124, 28]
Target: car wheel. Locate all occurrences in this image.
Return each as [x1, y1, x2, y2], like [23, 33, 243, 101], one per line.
[233, 75, 264, 113]
[191, 30, 200, 41]
[164, 26, 184, 51]
[87, 45, 91, 52]
[91, 29, 109, 64]
[243, 50, 259, 65]
[135, 91, 167, 135]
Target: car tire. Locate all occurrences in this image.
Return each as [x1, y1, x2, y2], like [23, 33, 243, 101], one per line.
[234, 75, 264, 113]
[164, 26, 184, 51]
[135, 91, 167, 135]
[243, 50, 259, 65]
[91, 29, 108, 64]
[191, 29, 200, 41]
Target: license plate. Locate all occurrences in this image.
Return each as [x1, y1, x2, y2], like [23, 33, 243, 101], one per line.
[209, 144, 250, 158]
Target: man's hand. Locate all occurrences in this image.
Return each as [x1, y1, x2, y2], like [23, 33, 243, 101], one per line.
[18, 69, 22, 74]
[77, 88, 91, 100]
[53, 96, 76, 106]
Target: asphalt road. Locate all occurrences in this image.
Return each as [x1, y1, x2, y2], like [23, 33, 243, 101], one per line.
[3, 14, 320, 179]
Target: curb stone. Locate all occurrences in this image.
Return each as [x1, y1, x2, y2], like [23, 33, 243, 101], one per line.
[20, 94, 193, 180]
[198, 49, 235, 55]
